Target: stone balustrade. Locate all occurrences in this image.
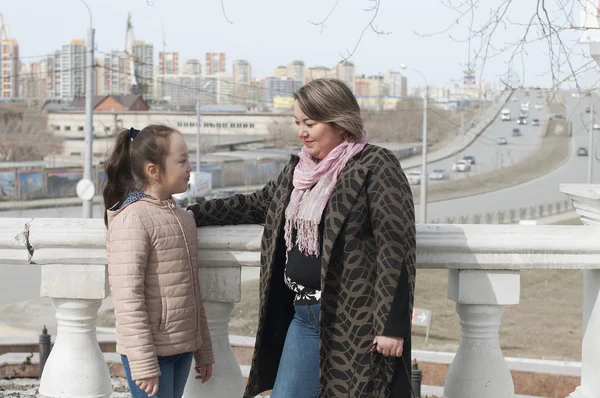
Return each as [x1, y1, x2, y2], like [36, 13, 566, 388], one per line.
[0, 183, 599, 397]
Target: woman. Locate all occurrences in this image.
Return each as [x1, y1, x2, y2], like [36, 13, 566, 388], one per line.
[189, 78, 416, 397]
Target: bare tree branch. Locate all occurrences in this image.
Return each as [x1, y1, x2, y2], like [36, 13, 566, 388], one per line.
[221, 0, 234, 25]
[339, 0, 392, 61]
[309, 0, 341, 35]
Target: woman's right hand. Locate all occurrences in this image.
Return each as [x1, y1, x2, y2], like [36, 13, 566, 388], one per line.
[135, 377, 159, 396]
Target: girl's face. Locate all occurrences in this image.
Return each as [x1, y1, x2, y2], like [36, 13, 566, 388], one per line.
[149, 133, 192, 198]
[294, 101, 345, 161]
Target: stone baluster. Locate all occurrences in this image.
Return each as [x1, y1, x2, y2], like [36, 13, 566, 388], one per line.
[443, 269, 520, 398]
[184, 225, 262, 398]
[561, 184, 600, 398]
[29, 219, 112, 398]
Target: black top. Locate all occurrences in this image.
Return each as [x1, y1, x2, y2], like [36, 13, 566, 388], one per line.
[284, 243, 322, 305]
[283, 214, 325, 305]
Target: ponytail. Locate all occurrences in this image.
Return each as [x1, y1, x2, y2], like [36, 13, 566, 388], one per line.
[103, 128, 135, 225]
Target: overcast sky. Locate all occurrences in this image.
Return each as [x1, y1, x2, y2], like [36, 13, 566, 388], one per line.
[2, 0, 597, 88]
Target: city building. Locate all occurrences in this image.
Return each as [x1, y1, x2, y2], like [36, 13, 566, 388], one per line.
[183, 59, 202, 75]
[102, 51, 135, 96]
[157, 74, 216, 107]
[46, 109, 294, 165]
[159, 52, 179, 75]
[46, 40, 86, 102]
[208, 72, 234, 105]
[262, 76, 299, 109]
[232, 60, 252, 106]
[206, 52, 226, 75]
[132, 41, 154, 99]
[306, 66, 332, 82]
[287, 61, 305, 85]
[384, 70, 407, 98]
[19, 62, 47, 102]
[334, 61, 355, 92]
[69, 94, 149, 112]
[1, 38, 19, 99]
[273, 66, 287, 78]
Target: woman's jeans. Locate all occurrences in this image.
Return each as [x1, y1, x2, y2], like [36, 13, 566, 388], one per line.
[121, 352, 193, 398]
[271, 303, 321, 398]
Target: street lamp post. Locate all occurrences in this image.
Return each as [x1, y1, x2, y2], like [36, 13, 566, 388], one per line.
[196, 81, 211, 172]
[401, 64, 429, 224]
[79, 0, 95, 218]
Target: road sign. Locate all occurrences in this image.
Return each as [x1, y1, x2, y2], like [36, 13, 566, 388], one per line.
[76, 179, 95, 201]
[412, 307, 432, 344]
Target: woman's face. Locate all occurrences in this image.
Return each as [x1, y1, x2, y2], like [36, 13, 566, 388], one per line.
[294, 101, 344, 160]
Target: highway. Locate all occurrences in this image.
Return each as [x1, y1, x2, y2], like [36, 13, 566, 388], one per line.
[416, 91, 599, 222]
[407, 90, 549, 184]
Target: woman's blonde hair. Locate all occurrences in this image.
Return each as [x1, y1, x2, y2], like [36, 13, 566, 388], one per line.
[294, 78, 364, 142]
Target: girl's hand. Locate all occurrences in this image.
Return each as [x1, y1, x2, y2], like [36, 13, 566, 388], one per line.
[195, 364, 213, 383]
[135, 377, 159, 396]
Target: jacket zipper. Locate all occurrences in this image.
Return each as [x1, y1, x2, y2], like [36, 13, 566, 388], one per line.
[167, 201, 201, 347]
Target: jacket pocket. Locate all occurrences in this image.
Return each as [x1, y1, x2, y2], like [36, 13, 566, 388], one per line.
[158, 297, 167, 330]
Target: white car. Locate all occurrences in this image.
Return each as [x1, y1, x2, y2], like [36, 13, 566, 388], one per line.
[452, 160, 471, 172]
[594, 123, 600, 131]
[406, 170, 421, 185]
[429, 169, 450, 180]
[535, 103, 543, 110]
[497, 137, 508, 145]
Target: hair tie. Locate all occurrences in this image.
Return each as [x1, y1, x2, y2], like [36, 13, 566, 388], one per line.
[129, 127, 139, 140]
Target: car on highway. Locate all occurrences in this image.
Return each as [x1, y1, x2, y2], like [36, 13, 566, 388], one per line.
[429, 169, 450, 180]
[497, 137, 508, 145]
[535, 103, 543, 110]
[406, 170, 421, 185]
[452, 159, 471, 172]
[594, 123, 600, 130]
[462, 155, 476, 165]
[512, 128, 522, 137]
[532, 118, 540, 126]
[586, 106, 592, 113]
[517, 116, 527, 125]
[577, 147, 589, 156]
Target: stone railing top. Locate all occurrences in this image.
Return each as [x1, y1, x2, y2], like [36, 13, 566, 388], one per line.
[0, 218, 596, 271]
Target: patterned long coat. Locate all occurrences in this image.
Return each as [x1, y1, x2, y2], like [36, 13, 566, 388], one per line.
[191, 144, 416, 397]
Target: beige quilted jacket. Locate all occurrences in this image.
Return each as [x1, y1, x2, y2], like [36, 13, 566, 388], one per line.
[106, 196, 213, 381]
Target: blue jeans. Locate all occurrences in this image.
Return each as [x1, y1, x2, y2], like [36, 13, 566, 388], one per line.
[121, 352, 193, 398]
[271, 303, 321, 398]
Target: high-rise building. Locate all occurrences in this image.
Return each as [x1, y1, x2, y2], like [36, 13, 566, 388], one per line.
[335, 61, 355, 92]
[306, 66, 331, 82]
[233, 60, 252, 85]
[287, 61, 305, 86]
[262, 76, 300, 108]
[159, 52, 179, 75]
[232, 60, 252, 106]
[1, 39, 19, 99]
[273, 66, 287, 78]
[183, 59, 202, 75]
[19, 61, 46, 102]
[205, 52, 226, 75]
[132, 41, 154, 99]
[103, 51, 134, 95]
[384, 70, 407, 98]
[47, 40, 86, 102]
[209, 72, 233, 105]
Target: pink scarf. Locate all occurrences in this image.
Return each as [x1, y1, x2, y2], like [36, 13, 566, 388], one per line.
[284, 135, 368, 257]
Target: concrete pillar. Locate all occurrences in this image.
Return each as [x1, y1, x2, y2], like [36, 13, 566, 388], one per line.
[38, 264, 112, 398]
[184, 226, 248, 398]
[444, 269, 520, 398]
[561, 184, 600, 398]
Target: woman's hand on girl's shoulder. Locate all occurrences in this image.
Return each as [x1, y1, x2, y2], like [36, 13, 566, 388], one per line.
[194, 363, 213, 383]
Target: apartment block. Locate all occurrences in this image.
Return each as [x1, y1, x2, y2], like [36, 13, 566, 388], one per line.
[1, 39, 19, 99]
[206, 52, 226, 75]
[159, 52, 179, 75]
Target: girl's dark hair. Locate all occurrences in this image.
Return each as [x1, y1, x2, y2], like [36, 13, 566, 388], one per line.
[102, 124, 179, 225]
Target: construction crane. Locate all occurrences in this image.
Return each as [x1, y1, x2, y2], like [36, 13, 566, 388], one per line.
[0, 12, 8, 41]
[124, 13, 140, 91]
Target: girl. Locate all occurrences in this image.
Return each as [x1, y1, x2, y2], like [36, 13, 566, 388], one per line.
[104, 125, 214, 398]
